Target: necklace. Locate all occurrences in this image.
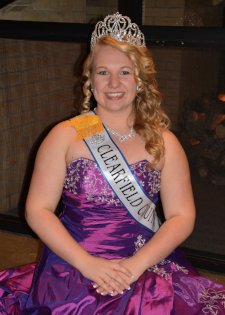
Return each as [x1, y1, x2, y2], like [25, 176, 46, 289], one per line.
[106, 126, 136, 142]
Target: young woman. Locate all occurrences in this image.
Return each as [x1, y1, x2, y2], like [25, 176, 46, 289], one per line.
[0, 12, 225, 315]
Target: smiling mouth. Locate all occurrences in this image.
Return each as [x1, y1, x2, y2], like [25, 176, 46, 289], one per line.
[105, 92, 124, 98]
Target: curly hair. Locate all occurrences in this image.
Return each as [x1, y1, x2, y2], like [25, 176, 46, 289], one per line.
[81, 36, 170, 166]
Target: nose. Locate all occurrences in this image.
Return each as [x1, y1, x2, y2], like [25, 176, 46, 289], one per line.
[108, 74, 120, 88]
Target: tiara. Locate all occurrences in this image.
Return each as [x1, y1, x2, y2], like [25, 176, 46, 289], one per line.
[90, 12, 146, 50]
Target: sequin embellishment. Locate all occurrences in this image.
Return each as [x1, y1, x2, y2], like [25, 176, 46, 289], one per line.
[199, 286, 225, 314]
[64, 159, 161, 206]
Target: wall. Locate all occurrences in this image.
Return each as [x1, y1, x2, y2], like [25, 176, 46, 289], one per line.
[144, 0, 185, 26]
[0, 0, 87, 215]
[0, 38, 83, 215]
[144, 0, 185, 126]
[0, 0, 118, 23]
[86, 0, 118, 23]
[0, 0, 86, 22]
[144, 0, 224, 127]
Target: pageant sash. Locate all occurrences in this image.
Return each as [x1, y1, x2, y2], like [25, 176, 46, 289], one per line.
[84, 126, 160, 233]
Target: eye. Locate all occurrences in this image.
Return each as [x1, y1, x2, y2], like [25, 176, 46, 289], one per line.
[97, 70, 108, 75]
[120, 69, 132, 75]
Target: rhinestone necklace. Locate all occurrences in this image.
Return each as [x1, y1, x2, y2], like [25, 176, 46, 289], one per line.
[106, 126, 136, 142]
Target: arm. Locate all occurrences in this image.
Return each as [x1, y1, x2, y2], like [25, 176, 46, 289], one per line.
[25, 123, 89, 268]
[120, 130, 196, 280]
[25, 123, 132, 294]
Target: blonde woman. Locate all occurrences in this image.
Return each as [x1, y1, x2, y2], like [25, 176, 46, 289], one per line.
[1, 12, 225, 315]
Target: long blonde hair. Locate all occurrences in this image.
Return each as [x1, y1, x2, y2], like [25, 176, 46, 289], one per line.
[82, 36, 170, 166]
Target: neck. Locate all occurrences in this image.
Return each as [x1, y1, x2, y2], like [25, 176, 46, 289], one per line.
[94, 106, 135, 132]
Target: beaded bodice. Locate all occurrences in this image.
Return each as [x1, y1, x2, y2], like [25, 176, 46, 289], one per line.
[63, 158, 161, 206]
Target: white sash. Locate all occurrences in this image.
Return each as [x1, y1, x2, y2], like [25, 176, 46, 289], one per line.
[84, 124, 160, 233]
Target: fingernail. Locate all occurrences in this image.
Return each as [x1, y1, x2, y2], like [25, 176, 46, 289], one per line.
[120, 291, 124, 295]
[127, 286, 131, 290]
[93, 283, 97, 288]
[101, 292, 106, 296]
[96, 289, 100, 293]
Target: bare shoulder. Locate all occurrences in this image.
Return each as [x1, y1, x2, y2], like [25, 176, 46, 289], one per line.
[43, 117, 80, 146]
[162, 129, 185, 155]
[163, 129, 181, 145]
[46, 119, 77, 141]
[161, 129, 189, 170]
[47, 112, 95, 144]
[35, 118, 79, 163]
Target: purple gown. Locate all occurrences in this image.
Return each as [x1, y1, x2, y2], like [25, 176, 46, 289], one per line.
[0, 158, 225, 314]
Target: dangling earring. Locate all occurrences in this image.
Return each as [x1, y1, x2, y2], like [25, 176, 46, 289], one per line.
[136, 85, 140, 93]
[90, 85, 94, 92]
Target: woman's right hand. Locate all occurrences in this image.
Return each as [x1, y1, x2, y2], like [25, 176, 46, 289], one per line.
[78, 255, 133, 296]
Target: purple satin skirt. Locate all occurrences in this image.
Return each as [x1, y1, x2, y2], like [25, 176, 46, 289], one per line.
[1, 158, 224, 314]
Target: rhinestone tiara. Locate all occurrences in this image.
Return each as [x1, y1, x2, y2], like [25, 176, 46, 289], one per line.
[90, 12, 146, 50]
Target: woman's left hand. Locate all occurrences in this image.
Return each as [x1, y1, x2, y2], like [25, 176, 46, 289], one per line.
[94, 256, 144, 296]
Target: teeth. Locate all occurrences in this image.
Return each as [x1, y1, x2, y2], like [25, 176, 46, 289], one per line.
[107, 92, 123, 97]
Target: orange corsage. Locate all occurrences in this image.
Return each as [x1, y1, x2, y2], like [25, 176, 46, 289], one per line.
[65, 114, 103, 140]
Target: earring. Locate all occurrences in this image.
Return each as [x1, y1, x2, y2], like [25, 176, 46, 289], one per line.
[136, 85, 140, 92]
[90, 85, 94, 92]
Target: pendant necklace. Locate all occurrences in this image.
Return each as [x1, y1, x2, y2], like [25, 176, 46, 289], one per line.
[93, 108, 136, 142]
[106, 126, 136, 142]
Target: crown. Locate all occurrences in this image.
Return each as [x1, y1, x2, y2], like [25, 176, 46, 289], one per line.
[90, 12, 146, 50]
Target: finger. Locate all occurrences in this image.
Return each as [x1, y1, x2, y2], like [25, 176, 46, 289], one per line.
[106, 271, 131, 291]
[111, 262, 133, 279]
[96, 283, 115, 296]
[113, 274, 131, 290]
[92, 263, 131, 294]
[108, 274, 129, 289]
[103, 275, 128, 294]
[100, 274, 126, 295]
[96, 286, 122, 297]
[96, 277, 117, 295]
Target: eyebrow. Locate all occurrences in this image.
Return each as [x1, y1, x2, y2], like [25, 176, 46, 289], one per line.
[94, 65, 134, 70]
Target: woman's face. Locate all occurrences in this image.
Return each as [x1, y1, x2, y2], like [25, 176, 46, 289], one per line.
[91, 44, 137, 113]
